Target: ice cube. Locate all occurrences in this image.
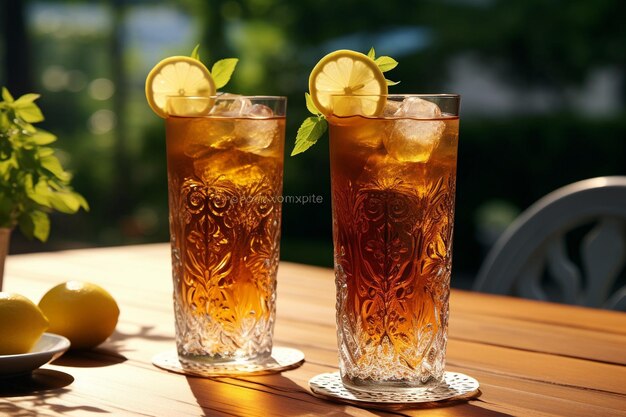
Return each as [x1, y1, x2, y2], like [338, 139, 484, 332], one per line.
[245, 104, 274, 118]
[230, 103, 278, 154]
[183, 118, 235, 157]
[234, 119, 279, 154]
[210, 93, 252, 116]
[382, 99, 402, 116]
[397, 96, 442, 118]
[383, 97, 445, 163]
[348, 121, 385, 149]
[359, 151, 413, 187]
[193, 148, 275, 188]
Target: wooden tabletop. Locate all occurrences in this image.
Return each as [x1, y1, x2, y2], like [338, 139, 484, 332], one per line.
[1, 243, 625, 416]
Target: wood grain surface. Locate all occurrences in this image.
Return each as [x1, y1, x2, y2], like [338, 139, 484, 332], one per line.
[1, 243, 625, 416]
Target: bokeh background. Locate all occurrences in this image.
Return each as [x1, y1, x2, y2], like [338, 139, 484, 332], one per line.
[1, 0, 625, 288]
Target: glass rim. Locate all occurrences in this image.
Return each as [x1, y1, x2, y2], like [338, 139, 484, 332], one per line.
[328, 93, 460, 99]
[166, 95, 287, 101]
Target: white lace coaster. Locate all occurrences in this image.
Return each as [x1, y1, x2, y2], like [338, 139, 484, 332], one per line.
[309, 371, 479, 407]
[152, 347, 305, 377]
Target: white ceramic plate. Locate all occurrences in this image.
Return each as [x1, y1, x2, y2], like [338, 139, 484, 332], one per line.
[0, 333, 70, 377]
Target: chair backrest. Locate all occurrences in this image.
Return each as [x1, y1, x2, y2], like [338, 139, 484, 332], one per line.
[473, 176, 626, 310]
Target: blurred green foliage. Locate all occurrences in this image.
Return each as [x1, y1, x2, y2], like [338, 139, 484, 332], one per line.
[0, 88, 88, 241]
[0, 0, 624, 278]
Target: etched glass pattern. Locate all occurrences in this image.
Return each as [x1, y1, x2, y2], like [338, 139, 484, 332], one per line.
[166, 116, 284, 363]
[329, 115, 458, 389]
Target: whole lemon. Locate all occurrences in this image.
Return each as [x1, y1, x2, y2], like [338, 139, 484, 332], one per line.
[0, 292, 49, 355]
[38, 281, 119, 350]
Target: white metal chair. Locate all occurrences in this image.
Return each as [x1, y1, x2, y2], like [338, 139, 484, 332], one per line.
[473, 176, 626, 310]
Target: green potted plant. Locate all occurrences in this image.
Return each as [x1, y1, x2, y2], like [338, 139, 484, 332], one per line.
[0, 87, 88, 289]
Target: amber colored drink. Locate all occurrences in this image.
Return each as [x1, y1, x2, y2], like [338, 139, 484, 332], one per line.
[329, 94, 459, 389]
[165, 96, 285, 363]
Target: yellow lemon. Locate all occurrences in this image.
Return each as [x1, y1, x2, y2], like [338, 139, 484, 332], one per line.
[145, 56, 216, 118]
[308, 49, 387, 117]
[0, 292, 49, 355]
[38, 281, 120, 350]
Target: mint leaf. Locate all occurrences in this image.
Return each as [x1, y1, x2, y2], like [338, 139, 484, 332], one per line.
[375, 56, 398, 72]
[1, 87, 14, 103]
[211, 58, 238, 90]
[191, 44, 201, 61]
[305, 92, 321, 115]
[386, 79, 400, 86]
[291, 116, 327, 156]
[367, 47, 376, 59]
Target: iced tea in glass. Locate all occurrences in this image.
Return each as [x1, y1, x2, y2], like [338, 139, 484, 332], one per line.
[330, 94, 460, 390]
[165, 96, 285, 364]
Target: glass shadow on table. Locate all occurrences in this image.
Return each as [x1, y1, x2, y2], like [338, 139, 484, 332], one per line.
[184, 373, 505, 416]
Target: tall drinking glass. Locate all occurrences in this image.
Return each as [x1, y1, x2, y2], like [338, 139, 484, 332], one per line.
[329, 94, 460, 390]
[165, 96, 285, 365]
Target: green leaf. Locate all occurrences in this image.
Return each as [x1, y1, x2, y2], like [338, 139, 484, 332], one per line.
[21, 122, 36, 134]
[305, 92, 321, 115]
[211, 58, 238, 90]
[18, 210, 50, 242]
[386, 79, 401, 86]
[30, 129, 57, 145]
[73, 191, 90, 211]
[14, 93, 40, 106]
[367, 47, 376, 59]
[15, 103, 44, 123]
[48, 191, 82, 214]
[0, 87, 88, 239]
[291, 116, 327, 156]
[0, 111, 9, 130]
[25, 176, 52, 208]
[0, 197, 14, 228]
[375, 56, 398, 72]
[40, 154, 70, 181]
[0, 159, 16, 176]
[191, 44, 201, 61]
[2, 87, 14, 103]
[37, 147, 55, 157]
[0, 136, 12, 161]
[28, 177, 88, 213]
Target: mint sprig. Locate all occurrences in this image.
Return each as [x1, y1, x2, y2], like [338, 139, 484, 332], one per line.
[291, 48, 399, 156]
[292, 116, 327, 156]
[211, 59, 239, 90]
[191, 44, 201, 61]
[190, 45, 238, 90]
[291, 93, 328, 156]
[0, 87, 88, 241]
[367, 47, 400, 86]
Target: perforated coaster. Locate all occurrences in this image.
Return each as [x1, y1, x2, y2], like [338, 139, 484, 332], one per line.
[152, 347, 304, 377]
[309, 371, 479, 408]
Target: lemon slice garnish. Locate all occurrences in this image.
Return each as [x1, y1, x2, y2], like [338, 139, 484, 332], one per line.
[145, 56, 216, 118]
[309, 50, 387, 117]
